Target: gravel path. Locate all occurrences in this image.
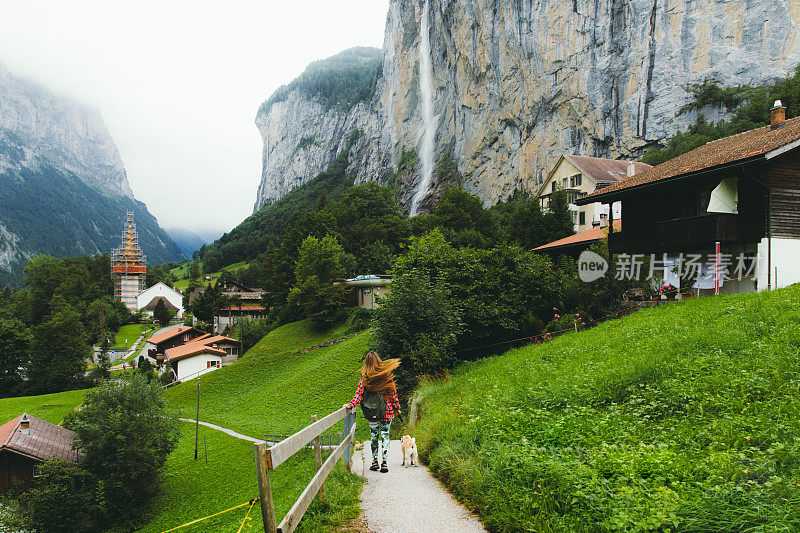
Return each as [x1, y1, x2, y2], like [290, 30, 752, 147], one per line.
[357, 440, 486, 533]
[178, 418, 262, 443]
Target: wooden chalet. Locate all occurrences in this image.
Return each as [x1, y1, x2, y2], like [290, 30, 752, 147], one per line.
[576, 102, 800, 293]
[0, 414, 78, 492]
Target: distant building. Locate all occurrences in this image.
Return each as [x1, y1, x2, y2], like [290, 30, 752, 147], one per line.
[112, 212, 147, 311]
[534, 220, 621, 257]
[536, 155, 651, 233]
[147, 325, 207, 367]
[164, 334, 240, 381]
[137, 282, 185, 318]
[214, 280, 267, 333]
[0, 414, 78, 492]
[342, 275, 392, 309]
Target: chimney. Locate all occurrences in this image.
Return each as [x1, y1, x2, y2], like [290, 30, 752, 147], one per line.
[771, 100, 786, 128]
[627, 161, 636, 177]
[20, 414, 30, 435]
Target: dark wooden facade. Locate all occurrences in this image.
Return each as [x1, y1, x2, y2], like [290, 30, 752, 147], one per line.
[601, 150, 800, 254]
[0, 450, 36, 492]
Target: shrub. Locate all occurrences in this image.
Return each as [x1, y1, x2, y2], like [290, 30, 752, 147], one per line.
[64, 375, 180, 528]
[18, 460, 98, 532]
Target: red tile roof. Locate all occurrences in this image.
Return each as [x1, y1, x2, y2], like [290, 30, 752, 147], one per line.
[0, 414, 79, 463]
[219, 305, 266, 312]
[198, 335, 238, 346]
[148, 326, 202, 346]
[564, 155, 652, 185]
[581, 116, 800, 203]
[533, 220, 622, 252]
[165, 342, 226, 362]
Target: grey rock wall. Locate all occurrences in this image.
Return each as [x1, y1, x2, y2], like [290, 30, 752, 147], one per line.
[255, 0, 800, 211]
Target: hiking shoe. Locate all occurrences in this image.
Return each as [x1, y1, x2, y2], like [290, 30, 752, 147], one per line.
[380, 461, 388, 473]
[369, 460, 379, 471]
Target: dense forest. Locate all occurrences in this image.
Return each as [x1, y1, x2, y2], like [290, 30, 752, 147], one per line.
[640, 66, 800, 166]
[258, 47, 382, 115]
[0, 254, 133, 397]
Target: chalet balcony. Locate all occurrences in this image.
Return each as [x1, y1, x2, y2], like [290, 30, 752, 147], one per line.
[657, 213, 740, 247]
[608, 213, 745, 253]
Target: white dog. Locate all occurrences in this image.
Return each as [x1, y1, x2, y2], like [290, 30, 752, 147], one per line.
[400, 435, 419, 467]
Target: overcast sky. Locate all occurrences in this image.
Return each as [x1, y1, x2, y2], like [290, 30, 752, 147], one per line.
[0, 0, 389, 235]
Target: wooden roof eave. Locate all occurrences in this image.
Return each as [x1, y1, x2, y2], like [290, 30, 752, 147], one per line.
[575, 154, 765, 206]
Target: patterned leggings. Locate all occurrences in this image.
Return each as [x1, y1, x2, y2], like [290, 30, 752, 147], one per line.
[369, 419, 392, 462]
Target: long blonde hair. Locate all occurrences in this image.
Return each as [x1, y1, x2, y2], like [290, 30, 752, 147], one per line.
[361, 351, 400, 396]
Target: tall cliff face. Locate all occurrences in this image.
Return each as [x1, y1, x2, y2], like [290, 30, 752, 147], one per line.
[0, 61, 133, 197]
[0, 61, 184, 285]
[255, 0, 800, 212]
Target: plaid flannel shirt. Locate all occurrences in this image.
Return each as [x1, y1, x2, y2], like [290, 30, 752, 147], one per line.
[347, 376, 401, 422]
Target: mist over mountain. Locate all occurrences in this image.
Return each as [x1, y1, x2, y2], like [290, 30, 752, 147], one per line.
[0, 61, 184, 286]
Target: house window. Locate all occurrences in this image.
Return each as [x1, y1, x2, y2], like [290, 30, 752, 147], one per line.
[698, 186, 713, 216]
[207, 360, 219, 369]
[183, 334, 189, 342]
[579, 211, 586, 226]
[570, 174, 583, 187]
[562, 178, 567, 188]
[551, 182, 557, 193]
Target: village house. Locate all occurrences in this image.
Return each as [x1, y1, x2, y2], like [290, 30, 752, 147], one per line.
[536, 155, 651, 232]
[341, 275, 392, 309]
[137, 282, 184, 318]
[163, 334, 240, 381]
[147, 325, 207, 367]
[0, 414, 78, 492]
[575, 101, 800, 294]
[533, 220, 621, 257]
[214, 280, 267, 333]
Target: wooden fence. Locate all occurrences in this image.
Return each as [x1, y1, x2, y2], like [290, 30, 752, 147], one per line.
[254, 406, 356, 533]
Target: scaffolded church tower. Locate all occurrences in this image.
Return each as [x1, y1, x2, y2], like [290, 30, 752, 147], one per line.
[112, 212, 147, 311]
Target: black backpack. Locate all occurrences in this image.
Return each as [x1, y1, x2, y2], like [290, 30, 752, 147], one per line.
[361, 389, 386, 423]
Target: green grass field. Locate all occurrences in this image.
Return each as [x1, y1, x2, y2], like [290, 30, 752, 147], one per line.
[142, 319, 370, 531]
[0, 389, 89, 424]
[113, 323, 149, 349]
[163, 320, 366, 437]
[412, 286, 800, 532]
[172, 261, 249, 291]
[137, 423, 363, 533]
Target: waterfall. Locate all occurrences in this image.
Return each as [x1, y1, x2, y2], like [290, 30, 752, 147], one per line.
[410, 0, 436, 217]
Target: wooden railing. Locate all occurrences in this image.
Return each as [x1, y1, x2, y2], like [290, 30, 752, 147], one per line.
[254, 407, 356, 533]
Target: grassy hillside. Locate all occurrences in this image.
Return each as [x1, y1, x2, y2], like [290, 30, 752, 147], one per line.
[138, 423, 362, 533]
[143, 320, 369, 531]
[0, 389, 88, 424]
[163, 320, 365, 437]
[412, 287, 800, 532]
[171, 260, 248, 290]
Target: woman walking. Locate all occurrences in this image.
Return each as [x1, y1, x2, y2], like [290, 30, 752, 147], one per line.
[344, 351, 401, 473]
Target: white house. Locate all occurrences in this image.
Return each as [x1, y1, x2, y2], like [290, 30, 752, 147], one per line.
[536, 155, 652, 233]
[342, 275, 392, 309]
[164, 342, 226, 381]
[137, 283, 184, 318]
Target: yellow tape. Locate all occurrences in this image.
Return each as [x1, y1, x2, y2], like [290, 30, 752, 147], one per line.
[160, 499, 255, 533]
[236, 499, 259, 533]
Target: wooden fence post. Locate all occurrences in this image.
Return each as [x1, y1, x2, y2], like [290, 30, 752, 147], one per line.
[254, 442, 277, 533]
[311, 415, 327, 504]
[342, 410, 354, 470]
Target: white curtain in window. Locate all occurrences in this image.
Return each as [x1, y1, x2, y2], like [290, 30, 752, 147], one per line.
[707, 177, 739, 214]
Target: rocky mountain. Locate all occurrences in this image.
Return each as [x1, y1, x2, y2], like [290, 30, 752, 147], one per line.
[254, 0, 800, 214]
[0, 60, 184, 286]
